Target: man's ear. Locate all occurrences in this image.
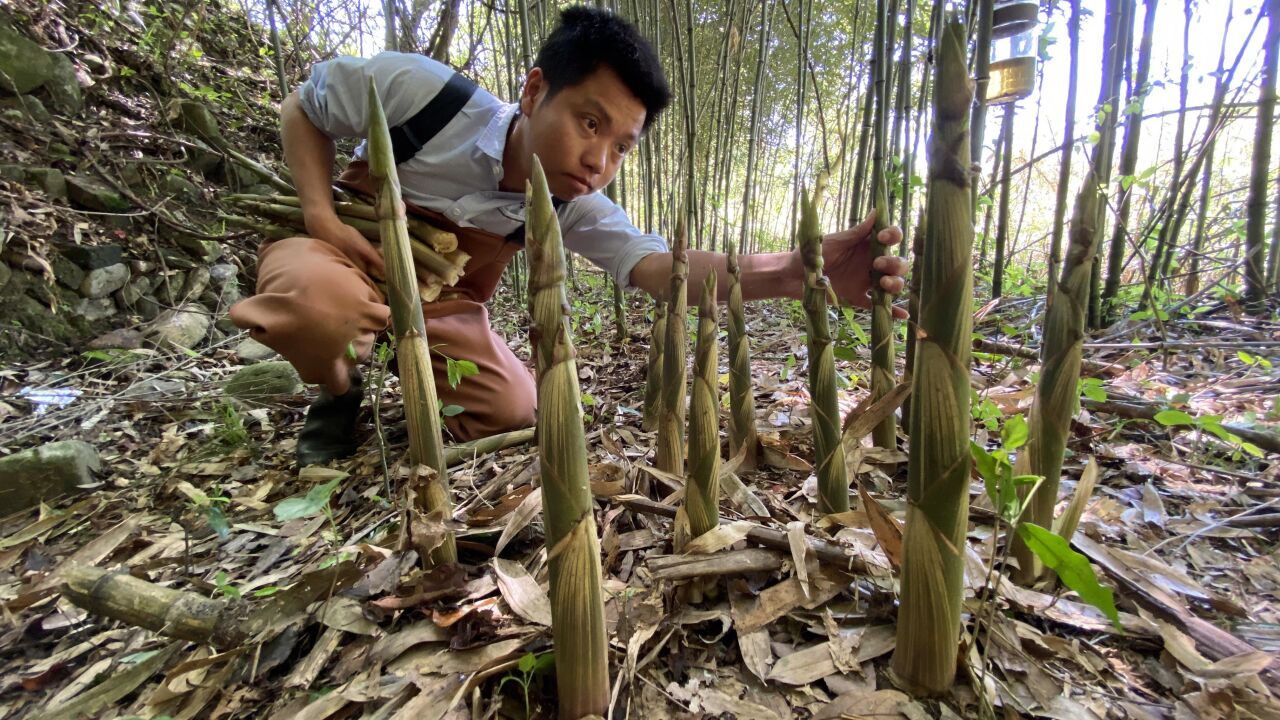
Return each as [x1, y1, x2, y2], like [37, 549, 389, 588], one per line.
[519, 68, 546, 116]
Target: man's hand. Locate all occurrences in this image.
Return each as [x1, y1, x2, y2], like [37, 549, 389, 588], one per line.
[307, 214, 386, 279]
[815, 210, 908, 319]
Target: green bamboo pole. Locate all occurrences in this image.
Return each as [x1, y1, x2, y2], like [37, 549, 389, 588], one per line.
[889, 16, 973, 695]
[726, 240, 757, 470]
[642, 302, 666, 433]
[868, 0, 898, 449]
[367, 80, 456, 565]
[655, 213, 689, 477]
[799, 188, 851, 515]
[525, 155, 610, 719]
[686, 272, 722, 539]
[1014, 0, 1128, 584]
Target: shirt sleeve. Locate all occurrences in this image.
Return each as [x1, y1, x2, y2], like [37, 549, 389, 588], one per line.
[561, 193, 668, 290]
[297, 52, 451, 140]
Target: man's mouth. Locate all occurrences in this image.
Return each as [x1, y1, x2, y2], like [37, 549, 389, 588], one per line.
[565, 174, 591, 194]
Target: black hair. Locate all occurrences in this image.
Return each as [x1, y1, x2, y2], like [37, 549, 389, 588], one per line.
[533, 6, 671, 131]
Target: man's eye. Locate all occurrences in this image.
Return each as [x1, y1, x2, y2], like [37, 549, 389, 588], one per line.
[615, 144, 630, 155]
[584, 117, 598, 131]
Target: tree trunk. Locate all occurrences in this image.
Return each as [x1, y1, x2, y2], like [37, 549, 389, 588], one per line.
[1047, 0, 1081, 304]
[868, 0, 897, 449]
[427, 0, 462, 63]
[1243, 0, 1279, 309]
[969, 0, 994, 213]
[739, 0, 776, 255]
[992, 105, 1014, 299]
[1101, 0, 1159, 323]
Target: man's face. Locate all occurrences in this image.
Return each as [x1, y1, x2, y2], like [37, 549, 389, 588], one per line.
[519, 65, 646, 201]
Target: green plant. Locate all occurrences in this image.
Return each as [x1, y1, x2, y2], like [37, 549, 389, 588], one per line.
[1153, 408, 1264, 459]
[215, 401, 249, 448]
[212, 570, 241, 598]
[498, 652, 556, 719]
[970, 420, 1121, 630]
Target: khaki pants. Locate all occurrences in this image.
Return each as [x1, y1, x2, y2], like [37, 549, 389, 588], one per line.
[228, 165, 535, 441]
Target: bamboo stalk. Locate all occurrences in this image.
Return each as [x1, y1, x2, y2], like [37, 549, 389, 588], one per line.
[1014, 0, 1128, 584]
[642, 302, 667, 432]
[367, 80, 456, 565]
[799, 189, 851, 516]
[686, 272, 722, 539]
[726, 240, 757, 470]
[890, 16, 974, 696]
[227, 194, 460, 253]
[525, 155, 610, 719]
[655, 213, 690, 477]
[868, 0, 898, 449]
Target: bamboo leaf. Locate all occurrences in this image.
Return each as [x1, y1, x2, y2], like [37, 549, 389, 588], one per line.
[274, 477, 342, 521]
[1017, 523, 1122, 631]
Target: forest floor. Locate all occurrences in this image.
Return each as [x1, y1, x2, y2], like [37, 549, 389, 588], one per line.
[1, 285, 1278, 719]
[1, 0, 1280, 718]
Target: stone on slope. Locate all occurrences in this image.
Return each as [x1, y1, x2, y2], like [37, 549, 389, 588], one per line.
[79, 263, 130, 299]
[149, 305, 210, 349]
[66, 175, 130, 213]
[0, 440, 100, 511]
[224, 360, 302, 400]
[0, 23, 54, 94]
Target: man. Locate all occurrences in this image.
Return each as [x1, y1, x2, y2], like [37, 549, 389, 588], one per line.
[230, 6, 906, 467]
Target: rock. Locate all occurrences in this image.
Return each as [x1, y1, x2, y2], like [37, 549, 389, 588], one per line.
[134, 294, 160, 321]
[224, 361, 301, 400]
[120, 377, 185, 400]
[119, 163, 145, 188]
[227, 163, 264, 189]
[215, 314, 239, 334]
[64, 244, 123, 270]
[50, 253, 85, 290]
[0, 95, 50, 123]
[161, 174, 201, 202]
[234, 337, 277, 362]
[187, 144, 224, 181]
[0, 262, 10, 291]
[24, 167, 65, 199]
[66, 175, 130, 213]
[0, 23, 54, 94]
[130, 260, 155, 275]
[79, 263, 130, 299]
[114, 281, 142, 311]
[157, 246, 197, 270]
[242, 183, 278, 197]
[70, 296, 117, 322]
[0, 164, 23, 182]
[209, 263, 238, 287]
[41, 51, 82, 114]
[156, 271, 187, 305]
[0, 440, 100, 511]
[175, 235, 222, 263]
[149, 305, 210, 349]
[181, 265, 210, 298]
[87, 327, 144, 350]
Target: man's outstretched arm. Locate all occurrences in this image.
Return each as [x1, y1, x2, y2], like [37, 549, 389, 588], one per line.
[628, 211, 909, 317]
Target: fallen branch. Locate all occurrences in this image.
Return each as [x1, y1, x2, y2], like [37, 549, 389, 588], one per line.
[971, 339, 1125, 375]
[443, 428, 536, 467]
[613, 495, 882, 575]
[1082, 399, 1280, 454]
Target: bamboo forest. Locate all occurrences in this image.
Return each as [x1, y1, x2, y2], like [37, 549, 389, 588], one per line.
[3, 0, 1280, 717]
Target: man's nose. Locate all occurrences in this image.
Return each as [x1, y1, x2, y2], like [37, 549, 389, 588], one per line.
[581, 140, 607, 175]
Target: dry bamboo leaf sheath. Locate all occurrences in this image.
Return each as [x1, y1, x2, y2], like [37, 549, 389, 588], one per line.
[686, 272, 722, 539]
[799, 189, 851, 515]
[726, 240, 758, 470]
[367, 79, 456, 564]
[656, 212, 690, 476]
[890, 16, 975, 696]
[525, 155, 610, 719]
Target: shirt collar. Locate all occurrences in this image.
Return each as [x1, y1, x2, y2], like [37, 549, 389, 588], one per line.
[477, 102, 518, 163]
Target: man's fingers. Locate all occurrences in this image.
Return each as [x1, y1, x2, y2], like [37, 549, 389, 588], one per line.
[879, 275, 906, 295]
[872, 255, 908, 277]
[877, 227, 903, 246]
[892, 305, 909, 320]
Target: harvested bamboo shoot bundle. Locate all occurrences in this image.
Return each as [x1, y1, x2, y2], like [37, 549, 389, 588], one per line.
[643, 302, 667, 432]
[890, 16, 975, 695]
[799, 189, 851, 516]
[367, 80, 456, 565]
[686, 272, 722, 539]
[655, 213, 690, 477]
[525, 155, 610, 719]
[726, 240, 757, 470]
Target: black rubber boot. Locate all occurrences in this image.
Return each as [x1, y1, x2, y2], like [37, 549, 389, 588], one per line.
[296, 376, 364, 468]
